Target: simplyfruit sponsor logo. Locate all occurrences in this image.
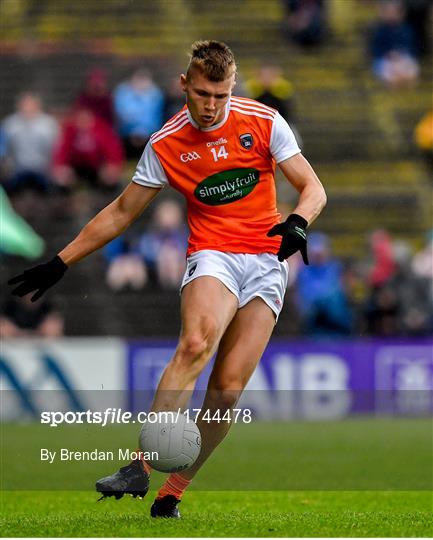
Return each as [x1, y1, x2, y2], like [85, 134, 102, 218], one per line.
[194, 168, 259, 205]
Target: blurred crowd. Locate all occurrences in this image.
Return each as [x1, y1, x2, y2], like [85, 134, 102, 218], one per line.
[282, 0, 431, 88]
[2, 211, 431, 338]
[1, 0, 432, 195]
[367, 0, 431, 88]
[288, 229, 433, 337]
[1, 0, 432, 338]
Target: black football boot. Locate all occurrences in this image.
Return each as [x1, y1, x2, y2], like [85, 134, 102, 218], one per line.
[95, 459, 149, 500]
[150, 495, 181, 518]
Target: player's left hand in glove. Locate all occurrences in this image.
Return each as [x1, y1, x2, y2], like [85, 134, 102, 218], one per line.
[8, 255, 68, 302]
[267, 213, 309, 264]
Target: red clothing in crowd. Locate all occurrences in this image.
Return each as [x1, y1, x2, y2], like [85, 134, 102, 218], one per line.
[369, 230, 396, 287]
[54, 111, 124, 171]
[74, 67, 114, 126]
[75, 93, 114, 126]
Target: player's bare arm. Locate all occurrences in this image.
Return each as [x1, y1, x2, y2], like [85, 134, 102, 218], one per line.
[267, 153, 326, 263]
[278, 153, 327, 225]
[59, 183, 161, 265]
[8, 183, 160, 301]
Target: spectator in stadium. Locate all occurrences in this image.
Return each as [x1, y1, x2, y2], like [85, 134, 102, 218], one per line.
[1, 92, 59, 194]
[339, 257, 369, 334]
[362, 229, 397, 335]
[163, 76, 186, 122]
[368, 0, 420, 87]
[364, 280, 400, 335]
[363, 233, 432, 336]
[0, 295, 64, 338]
[52, 106, 124, 190]
[245, 64, 296, 123]
[114, 68, 165, 159]
[74, 67, 114, 127]
[404, 0, 432, 57]
[390, 240, 432, 336]
[103, 198, 187, 290]
[137, 199, 188, 288]
[367, 229, 396, 287]
[104, 235, 148, 291]
[282, 0, 326, 48]
[296, 232, 352, 336]
[414, 108, 433, 173]
[411, 230, 433, 304]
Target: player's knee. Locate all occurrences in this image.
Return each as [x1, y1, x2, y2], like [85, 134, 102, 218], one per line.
[180, 318, 218, 359]
[179, 334, 207, 360]
[177, 334, 213, 365]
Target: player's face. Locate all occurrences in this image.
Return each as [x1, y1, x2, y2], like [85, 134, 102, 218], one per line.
[181, 70, 235, 128]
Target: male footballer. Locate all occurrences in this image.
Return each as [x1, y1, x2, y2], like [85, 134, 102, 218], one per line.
[9, 41, 326, 518]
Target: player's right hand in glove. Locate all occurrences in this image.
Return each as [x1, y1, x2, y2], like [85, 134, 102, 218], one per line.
[267, 213, 309, 264]
[8, 255, 68, 302]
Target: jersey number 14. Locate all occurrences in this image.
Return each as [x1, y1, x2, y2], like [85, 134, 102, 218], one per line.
[210, 146, 229, 162]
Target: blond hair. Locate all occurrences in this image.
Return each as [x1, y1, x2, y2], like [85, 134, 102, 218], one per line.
[186, 40, 236, 82]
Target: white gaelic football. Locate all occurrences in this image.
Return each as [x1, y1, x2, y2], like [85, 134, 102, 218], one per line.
[139, 412, 201, 473]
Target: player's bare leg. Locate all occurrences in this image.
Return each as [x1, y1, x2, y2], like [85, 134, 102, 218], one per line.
[175, 296, 276, 481]
[151, 276, 238, 412]
[149, 276, 238, 517]
[96, 276, 237, 502]
[151, 297, 275, 516]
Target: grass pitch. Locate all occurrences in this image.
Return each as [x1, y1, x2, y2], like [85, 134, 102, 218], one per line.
[1, 490, 432, 537]
[1, 419, 432, 536]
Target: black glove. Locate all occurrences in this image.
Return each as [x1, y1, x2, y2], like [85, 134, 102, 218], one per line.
[8, 255, 68, 302]
[267, 213, 309, 264]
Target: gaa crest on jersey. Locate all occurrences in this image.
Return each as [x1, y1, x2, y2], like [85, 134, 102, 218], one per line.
[239, 133, 254, 150]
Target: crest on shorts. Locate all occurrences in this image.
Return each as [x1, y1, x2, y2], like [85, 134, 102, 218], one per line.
[188, 263, 197, 277]
[239, 133, 254, 150]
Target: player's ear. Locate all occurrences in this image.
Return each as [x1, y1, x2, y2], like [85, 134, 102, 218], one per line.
[180, 74, 187, 92]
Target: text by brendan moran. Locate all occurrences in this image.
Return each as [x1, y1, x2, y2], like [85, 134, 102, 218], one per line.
[40, 448, 158, 464]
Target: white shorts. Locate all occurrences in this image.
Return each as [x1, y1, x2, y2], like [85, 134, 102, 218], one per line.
[180, 250, 289, 320]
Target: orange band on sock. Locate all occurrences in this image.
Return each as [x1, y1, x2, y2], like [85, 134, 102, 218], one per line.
[135, 448, 152, 475]
[157, 473, 191, 500]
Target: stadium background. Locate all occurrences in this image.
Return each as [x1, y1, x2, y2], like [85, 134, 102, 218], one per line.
[1, 0, 432, 537]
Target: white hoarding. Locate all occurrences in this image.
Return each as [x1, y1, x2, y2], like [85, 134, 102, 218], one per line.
[0, 338, 126, 420]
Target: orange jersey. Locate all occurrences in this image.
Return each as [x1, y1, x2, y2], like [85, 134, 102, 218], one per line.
[133, 97, 300, 256]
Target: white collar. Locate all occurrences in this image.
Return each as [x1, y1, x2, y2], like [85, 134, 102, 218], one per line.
[186, 100, 230, 131]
